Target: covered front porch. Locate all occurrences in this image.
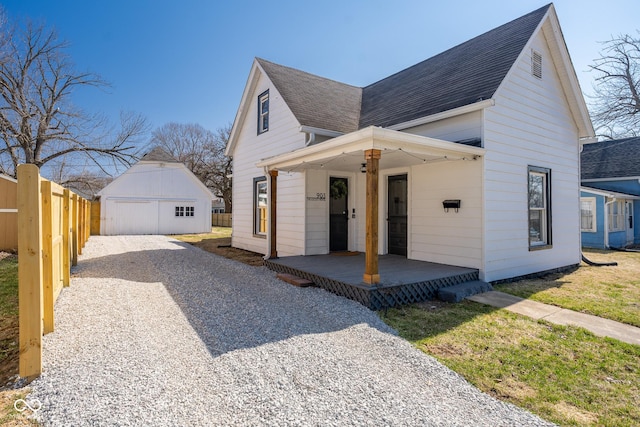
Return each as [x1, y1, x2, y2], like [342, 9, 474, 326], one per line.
[265, 253, 481, 310]
[257, 126, 486, 288]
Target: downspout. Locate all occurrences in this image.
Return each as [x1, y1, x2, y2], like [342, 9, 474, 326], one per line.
[304, 131, 316, 146]
[263, 166, 272, 260]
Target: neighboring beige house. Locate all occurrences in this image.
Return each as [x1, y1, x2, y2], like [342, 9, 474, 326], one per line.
[226, 4, 594, 283]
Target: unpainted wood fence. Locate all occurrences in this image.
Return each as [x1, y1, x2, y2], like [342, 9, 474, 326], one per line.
[17, 164, 91, 379]
[212, 213, 232, 227]
[0, 174, 18, 251]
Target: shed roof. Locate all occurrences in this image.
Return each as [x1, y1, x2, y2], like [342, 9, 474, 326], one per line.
[581, 136, 640, 180]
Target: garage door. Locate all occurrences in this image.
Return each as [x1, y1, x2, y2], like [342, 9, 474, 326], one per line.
[106, 200, 159, 235]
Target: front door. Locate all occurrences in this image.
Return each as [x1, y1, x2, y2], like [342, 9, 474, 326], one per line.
[329, 177, 348, 251]
[388, 174, 407, 256]
[626, 201, 634, 245]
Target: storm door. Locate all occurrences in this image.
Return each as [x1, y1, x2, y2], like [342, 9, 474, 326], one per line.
[387, 174, 408, 256]
[329, 177, 349, 251]
[626, 201, 634, 246]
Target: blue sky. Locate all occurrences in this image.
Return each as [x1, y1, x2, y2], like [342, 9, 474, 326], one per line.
[2, 0, 639, 135]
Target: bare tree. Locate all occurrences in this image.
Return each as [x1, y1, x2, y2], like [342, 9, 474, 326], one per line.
[151, 123, 232, 212]
[0, 18, 148, 178]
[589, 33, 640, 139]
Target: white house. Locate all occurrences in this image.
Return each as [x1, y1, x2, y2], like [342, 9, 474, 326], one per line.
[226, 4, 594, 284]
[98, 147, 213, 235]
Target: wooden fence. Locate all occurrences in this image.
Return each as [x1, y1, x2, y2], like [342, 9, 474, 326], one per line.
[212, 213, 232, 227]
[0, 174, 18, 251]
[17, 164, 90, 379]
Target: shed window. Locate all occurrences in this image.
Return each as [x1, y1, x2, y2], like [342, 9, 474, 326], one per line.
[258, 90, 269, 134]
[253, 177, 267, 236]
[175, 206, 194, 217]
[528, 166, 552, 249]
[580, 197, 596, 232]
[532, 50, 542, 79]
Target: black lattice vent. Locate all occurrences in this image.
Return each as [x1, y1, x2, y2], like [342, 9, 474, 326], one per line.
[265, 260, 479, 310]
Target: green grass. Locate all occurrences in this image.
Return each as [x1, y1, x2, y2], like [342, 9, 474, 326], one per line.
[0, 255, 18, 317]
[382, 301, 640, 426]
[495, 250, 640, 327]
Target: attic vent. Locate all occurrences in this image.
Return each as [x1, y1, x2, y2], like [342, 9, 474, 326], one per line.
[532, 50, 542, 79]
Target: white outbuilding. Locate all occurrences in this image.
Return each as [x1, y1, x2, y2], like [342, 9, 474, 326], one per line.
[97, 147, 213, 235]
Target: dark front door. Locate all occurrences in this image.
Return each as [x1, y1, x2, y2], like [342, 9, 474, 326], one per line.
[329, 177, 348, 251]
[388, 174, 407, 256]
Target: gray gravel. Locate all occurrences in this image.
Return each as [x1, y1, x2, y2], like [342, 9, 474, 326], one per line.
[28, 235, 554, 426]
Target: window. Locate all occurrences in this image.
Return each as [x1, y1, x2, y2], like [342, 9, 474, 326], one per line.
[528, 166, 551, 249]
[608, 200, 625, 231]
[253, 177, 267, 236]
[257, 90, 269, 134]
[532, 50, 542, 79]
[580, 197, 596, 232]
[175, 206, 194, 217]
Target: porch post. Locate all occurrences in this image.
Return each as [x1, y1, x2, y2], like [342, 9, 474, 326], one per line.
[269, 170, 278, 258]
[363, 149, 381, 284]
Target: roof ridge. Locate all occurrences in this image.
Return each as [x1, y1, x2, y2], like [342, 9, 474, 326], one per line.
[362, 4, 552, 90]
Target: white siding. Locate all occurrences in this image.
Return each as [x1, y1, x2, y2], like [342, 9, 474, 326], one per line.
[305, 169, 329, 255]
[482, 28, 581, 282]
[230, 70, 307, 255]
[402, 111, 482, 142]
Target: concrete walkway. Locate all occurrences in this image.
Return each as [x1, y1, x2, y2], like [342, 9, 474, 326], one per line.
[467, 291, 640, 346]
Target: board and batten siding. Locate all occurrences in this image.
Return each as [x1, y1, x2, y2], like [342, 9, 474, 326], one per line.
[482, 28, 581, 282]
[230, 70, 307, 255]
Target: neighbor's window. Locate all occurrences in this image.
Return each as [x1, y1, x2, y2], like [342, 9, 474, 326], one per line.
[253, 177, 267, 236]
[258, 90, 269, 134]
[175, 206, 195, 217]
[532, 50, 542, 79]
[528, 166, 551, 249]
[580, 197, 596, 232]
[608, 200, 625, 231]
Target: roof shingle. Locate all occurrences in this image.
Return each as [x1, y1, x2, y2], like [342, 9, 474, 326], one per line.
[581, 136, 640, 179]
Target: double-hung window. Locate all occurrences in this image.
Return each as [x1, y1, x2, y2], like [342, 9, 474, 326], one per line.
[254, 177, 267, 236]
[528, 166, 552, 249]
[258, 90, 269, 134]
[580, 198, 596, 232]
[608, 200, 625, 231]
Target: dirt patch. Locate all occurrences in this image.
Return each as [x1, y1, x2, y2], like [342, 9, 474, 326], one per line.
[185, 237, 265, 267]
[0, 252, 16, 262]
[0, 317, 19, 389]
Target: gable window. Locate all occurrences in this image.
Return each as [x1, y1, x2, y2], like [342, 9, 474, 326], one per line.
[175, 206, 195, 217]
[253, 177, 267, 236]
[608, 200, 625, 231]
[532, 50, 542, 79]
[580, 197, 596, 232]
[257, 90, 269, 134]
[528, 166, 552, 249]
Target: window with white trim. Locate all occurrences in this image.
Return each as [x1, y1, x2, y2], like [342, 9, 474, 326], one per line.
[528, 166, 552, 249]
[608, 200, 625, 231]
[580, 197, 596, 232]
[175, 206, 194, 217]
[253, 177, 267, 236]
[257, 90, 269, 134]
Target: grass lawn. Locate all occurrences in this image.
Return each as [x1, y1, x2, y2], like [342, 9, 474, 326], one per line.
[495, 250, 640, 327]
[172, 227, 264, 266]
[382, 250, 640, 426]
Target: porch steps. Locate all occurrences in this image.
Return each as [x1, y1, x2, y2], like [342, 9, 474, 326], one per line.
[438, 280, 493, 303]
[277, 273, 314, 288]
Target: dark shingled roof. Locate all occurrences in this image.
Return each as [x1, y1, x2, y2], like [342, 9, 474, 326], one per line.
[256, 5, 551, 133]
[140, 147, 179, 163]
[256, 58, 362, 134]
[581, 136, 640, 180]
[359, 4, 551, 128]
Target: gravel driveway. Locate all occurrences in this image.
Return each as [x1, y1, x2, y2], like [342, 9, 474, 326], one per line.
[28, 235, 553, 426]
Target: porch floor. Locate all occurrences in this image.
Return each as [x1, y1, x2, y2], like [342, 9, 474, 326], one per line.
[265, 253, 479, 310]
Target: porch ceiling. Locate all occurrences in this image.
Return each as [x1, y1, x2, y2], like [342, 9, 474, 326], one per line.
[256, 126, 485, 173]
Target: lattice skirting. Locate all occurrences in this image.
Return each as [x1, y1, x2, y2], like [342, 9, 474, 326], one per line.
[265, 260, 479, 310]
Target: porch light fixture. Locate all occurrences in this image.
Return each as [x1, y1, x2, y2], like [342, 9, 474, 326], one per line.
[443, 199, 461, 213]
[360, 163, 367, 173]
